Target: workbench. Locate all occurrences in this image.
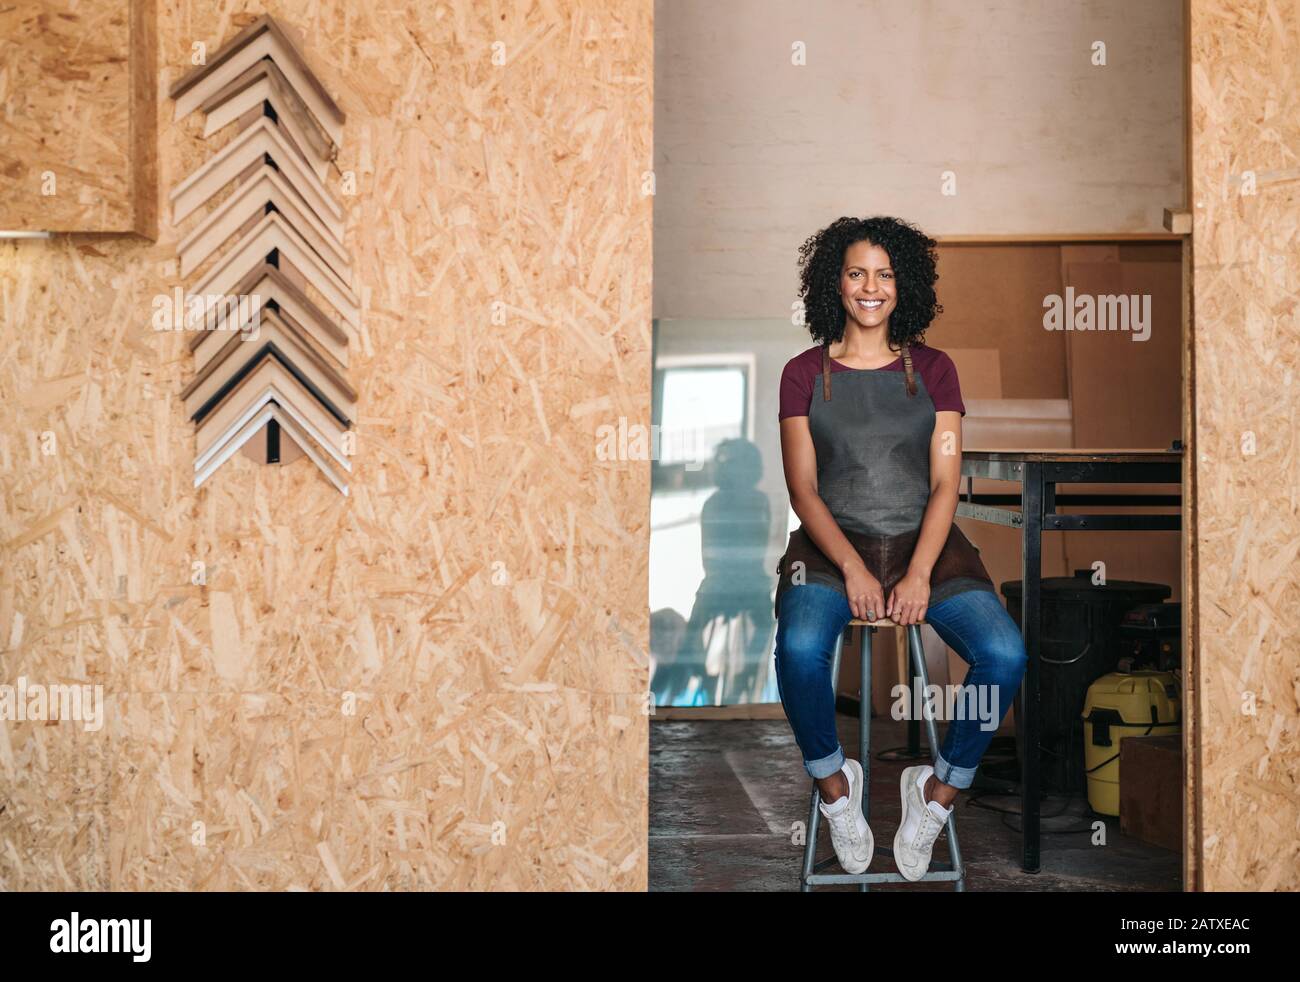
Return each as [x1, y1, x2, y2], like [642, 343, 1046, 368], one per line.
[956, 448, 1184, 873]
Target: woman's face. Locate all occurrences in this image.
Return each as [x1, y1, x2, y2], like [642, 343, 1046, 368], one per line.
[839, 240, 897, 330]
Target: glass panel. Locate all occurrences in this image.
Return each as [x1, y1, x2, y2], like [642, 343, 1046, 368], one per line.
[649, 319, 809, 707]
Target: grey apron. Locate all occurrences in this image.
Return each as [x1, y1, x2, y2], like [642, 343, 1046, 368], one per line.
[774, 343, 996, 619]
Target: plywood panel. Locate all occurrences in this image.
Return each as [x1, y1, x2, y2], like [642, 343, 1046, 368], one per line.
[1061, 258, 1183, 602]
[1065, 260, 1182, 450]
[0, 0, 157, 235]
[930, 245, 1070, 401]
[0, 0, 651, 891]
[1189, 0, 1300, 891]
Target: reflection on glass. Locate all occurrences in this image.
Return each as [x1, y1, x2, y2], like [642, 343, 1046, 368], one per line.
[659, 368, 745, 465]
[650, 341, 790, 706]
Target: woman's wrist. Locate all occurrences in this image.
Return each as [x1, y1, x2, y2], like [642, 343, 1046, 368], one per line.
[907, 560, 933, 579]
[838, 553, 867, 575]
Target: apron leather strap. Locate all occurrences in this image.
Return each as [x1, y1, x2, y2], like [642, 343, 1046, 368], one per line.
[823, 341, 917, 398]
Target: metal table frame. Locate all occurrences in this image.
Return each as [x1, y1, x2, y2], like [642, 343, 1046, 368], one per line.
[955, 449, 1183, 873]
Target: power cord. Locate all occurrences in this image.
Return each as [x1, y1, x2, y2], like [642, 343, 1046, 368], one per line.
[881, 738, 1106, 835]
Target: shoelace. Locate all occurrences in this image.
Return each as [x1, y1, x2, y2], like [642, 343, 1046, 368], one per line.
[912, 806, 945, 853]
[826, 805, 863, 848]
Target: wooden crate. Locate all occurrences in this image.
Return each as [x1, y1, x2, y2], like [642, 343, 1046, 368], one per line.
[1119, 734, 1182, 852]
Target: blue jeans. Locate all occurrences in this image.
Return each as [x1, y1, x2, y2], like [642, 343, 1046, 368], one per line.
[772, 583, 1028, 787]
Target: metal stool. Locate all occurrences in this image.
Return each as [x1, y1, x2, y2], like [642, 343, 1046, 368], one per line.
[799, 617, 967, 891]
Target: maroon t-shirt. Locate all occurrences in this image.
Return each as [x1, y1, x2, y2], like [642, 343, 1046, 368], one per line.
[778, 343, 966, 420]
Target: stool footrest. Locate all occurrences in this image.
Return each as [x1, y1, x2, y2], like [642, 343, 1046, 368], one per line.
[811, 851, 958, 875]
[805, 870, 964, 885]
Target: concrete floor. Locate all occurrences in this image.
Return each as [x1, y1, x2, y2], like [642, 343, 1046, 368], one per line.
[650, 714, 1183, 892]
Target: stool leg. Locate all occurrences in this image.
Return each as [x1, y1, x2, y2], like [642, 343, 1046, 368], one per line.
[801, 627, 847, 891]
[800, 784, 820, 892]
[906, 624, 942, 775]
[859, 624, 872, 891]
[908, 623, 966, 891]
[859, 625, 870, 825]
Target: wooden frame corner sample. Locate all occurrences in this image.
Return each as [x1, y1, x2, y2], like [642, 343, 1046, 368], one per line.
[198, 57, 337, 181]
[169, 14, 345, 146]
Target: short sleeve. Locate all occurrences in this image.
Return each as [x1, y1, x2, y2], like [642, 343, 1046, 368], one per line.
[927, 351, 966, 416]
[778, 355, 815, 419]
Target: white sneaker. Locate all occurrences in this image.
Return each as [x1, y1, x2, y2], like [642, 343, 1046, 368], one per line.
[893, 764, 952, 881]
[818, 758, 874, 874]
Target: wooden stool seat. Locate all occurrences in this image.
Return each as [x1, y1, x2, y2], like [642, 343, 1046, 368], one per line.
[850, 617, 927, 628]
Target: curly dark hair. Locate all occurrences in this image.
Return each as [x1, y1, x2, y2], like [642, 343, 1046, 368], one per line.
[796, 216, 942, 348]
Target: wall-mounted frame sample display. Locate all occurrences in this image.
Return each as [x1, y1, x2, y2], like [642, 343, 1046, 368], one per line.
[168, 13, 354, 494]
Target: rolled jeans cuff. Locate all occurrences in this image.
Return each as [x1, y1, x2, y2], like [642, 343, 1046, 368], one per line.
[805, 745, 846, 780]
[933, 751, 977, 790]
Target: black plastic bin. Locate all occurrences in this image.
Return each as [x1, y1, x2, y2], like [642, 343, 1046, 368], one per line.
[1001, 570, 1171, 793]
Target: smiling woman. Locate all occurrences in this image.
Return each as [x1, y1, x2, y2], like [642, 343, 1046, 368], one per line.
[771, 215, 1028, 882]
[797, 216, 943, 352]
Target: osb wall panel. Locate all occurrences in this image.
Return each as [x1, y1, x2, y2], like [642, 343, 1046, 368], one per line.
[0, 0, 157, 235]
[0, 0, 651, 890]
[1189, 0, 1300, 890]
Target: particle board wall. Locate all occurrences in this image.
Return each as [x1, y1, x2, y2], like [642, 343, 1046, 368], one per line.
[1188, 0, 1300, 891]
[0, 0, 158, 235]
[0, 0, 652, 891]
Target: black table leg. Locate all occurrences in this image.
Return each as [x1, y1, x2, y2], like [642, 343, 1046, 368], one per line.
[1020, 463, 1043, 873]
